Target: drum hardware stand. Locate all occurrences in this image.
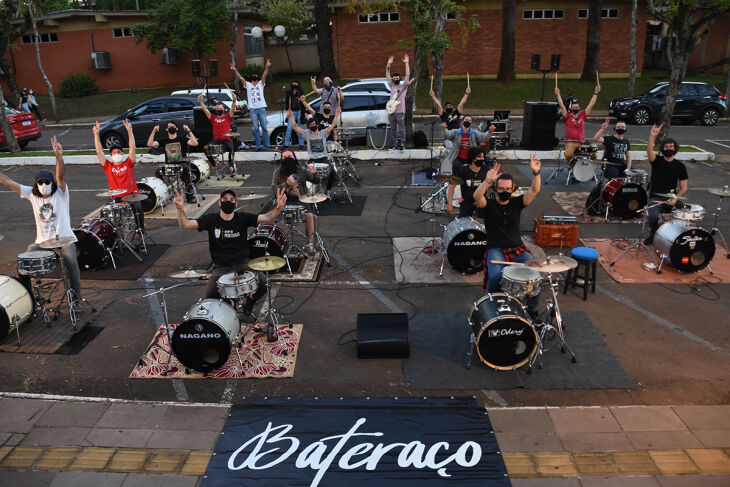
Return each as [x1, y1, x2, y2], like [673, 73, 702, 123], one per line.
[257, 268, 281, 342]
[329, 155, 353, 205]
[141, 282, 189, 376]
[50, 247, 95, 330]
[337, 129, 361, 184]
[609, 203, 662, 269]
[312, 215, 331, 265]
[411, 188, 445, 274]
[545, 147, 570, 184]
[528, 272, 576, 371]
[110, 224, 143, 265]
[710, 189, 730, 258]
[418, 181, 449, 214]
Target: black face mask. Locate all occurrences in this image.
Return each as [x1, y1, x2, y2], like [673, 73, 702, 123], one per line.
[444, 107, 453, 114]
[497, 191, 512, 202]
[662, 148, 677, 158]
[463, 121, 471, 129]
[251, 74, 260, 81]
[474, 159, 484, 167]
[167, 127, 177, 134]
[282, 157, 297, 176]
[220, 200, 236, 214]
[569, 108, 580, 114]
[307, 124, 317, 131]
[215, 109, 224, 116]
[291, 84, 299, 91]
[323, 108, 331, 115]
[615, 128, 626, 135]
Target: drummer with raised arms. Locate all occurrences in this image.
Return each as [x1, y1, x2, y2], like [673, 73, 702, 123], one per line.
[173, 187, 287, 316]
[0, 137, 83, 306]
[473, 155, 543, 319]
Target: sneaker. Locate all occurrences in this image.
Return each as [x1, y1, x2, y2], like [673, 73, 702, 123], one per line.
[399, 144, 405, 151]
[303, 242, 316, 256]
[643, 234, 654, 245]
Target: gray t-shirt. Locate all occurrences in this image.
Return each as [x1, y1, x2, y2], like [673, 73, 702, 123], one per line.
[305, 130, 329, 159]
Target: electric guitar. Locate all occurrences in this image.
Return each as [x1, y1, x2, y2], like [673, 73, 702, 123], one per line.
[386, 78, 415, 114]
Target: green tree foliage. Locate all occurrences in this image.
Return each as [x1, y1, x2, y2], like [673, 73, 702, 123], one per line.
[59, 73, 100, 98]
[267, 0, 313, 72]
[133, 0, 231, 58]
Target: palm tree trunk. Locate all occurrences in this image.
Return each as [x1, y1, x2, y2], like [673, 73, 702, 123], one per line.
[581, 0, 602, 82]
[627, 0, 637, 96]
[30, 5, 57, 121]
[0, 83, 21, 153]
[497, 0, 516, 82]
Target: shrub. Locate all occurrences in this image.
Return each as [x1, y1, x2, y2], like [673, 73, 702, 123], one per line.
[59, 73, 100, 98]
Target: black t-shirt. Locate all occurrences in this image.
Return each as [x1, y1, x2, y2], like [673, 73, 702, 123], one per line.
[314, 113, 335, 141]
[156, 135, 189, 162]
[456, 163, 487, 200]
[440, 109, 461, 130]
[649, 156, 688, 197]
[483, 195, 525, 249]
[196, 212, 258, 266]
[602, 135, 630, 166]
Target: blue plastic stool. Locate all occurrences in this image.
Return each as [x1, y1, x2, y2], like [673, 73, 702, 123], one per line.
[564, 247, 599, 300]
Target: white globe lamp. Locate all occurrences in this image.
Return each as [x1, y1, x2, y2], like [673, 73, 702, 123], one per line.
[251, 26, 263, 39]
[274, 25, 286, 38]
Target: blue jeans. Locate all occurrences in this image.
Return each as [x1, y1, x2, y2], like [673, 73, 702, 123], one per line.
[485, 248, 540, 313]
[285, 111, 303, 146]
[249, 107, 270, 148]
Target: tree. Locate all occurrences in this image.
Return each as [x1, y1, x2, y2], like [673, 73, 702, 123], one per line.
[29, 1, 58, 121]
[0, 83, 21, 153]
[497, 0, 516, 82]
[647, 0, 730, 141]
[267, 0, 313, 73]
[627, 0, 638, 96]
[0, 0, 31, 98]
[230, 0, 241, 93]
[581, 0, 602, 82]
[312, 0, 337, 78]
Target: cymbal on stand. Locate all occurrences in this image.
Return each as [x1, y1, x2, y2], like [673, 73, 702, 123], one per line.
[433, 174, 464, 185]
[248, 256, 286, 272]
[653, 193, 688, 200]
[708, 187, 730, 198]
[39, 236, 76, 249]
[525, 255, 578, 273]
[122, 193, 148, 202]
[169, 269, 210, 279]
[96, 189, 127, 198]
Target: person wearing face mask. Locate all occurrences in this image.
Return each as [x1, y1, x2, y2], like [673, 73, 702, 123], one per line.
[429, 85, 470, 130]
[27, 89, 43, 122]
[385, 54, 411, 150]
[447, 147, 489, 217]
[284, 80, 305, 147]
[643, 124, 688, 245]
[231, 59, 271, 150]
[198, 94, 238, 174]
[0, 137, 83, 305]
[473, 156, 543, 319]
[147, 122, 198, 163]
[555, 80, 601, 161]
[594, 118, 631, 179]
[173, 187, 286, 310]
[301, 97, 337, 145]
[310, 75, 343, 115]
[441, 115, 495, 174]
[271, 150, 322, 254]
[93, 119, 145, 233]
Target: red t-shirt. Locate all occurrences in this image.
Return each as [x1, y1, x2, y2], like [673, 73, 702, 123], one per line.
[564, 111, 587, 142]
[457, 131, 471, 159]
[102, 157, 139, 198]
[211, 113, 232, 141]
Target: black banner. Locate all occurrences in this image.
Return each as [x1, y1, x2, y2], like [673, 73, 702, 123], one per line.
[202, 397, 510, 487]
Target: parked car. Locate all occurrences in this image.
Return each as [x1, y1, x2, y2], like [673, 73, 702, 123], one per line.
[0, 105, 41, 150]
[97, 96, 200, 149]
[171, 87, 247, 116]
[609, 81, 727, 126]
[266, 91, 391, 146]
[341, 78, 390, 93]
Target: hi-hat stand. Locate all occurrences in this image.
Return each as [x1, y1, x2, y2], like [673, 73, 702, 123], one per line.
[609, 202, 662, 268]
[140, 281, 190, 376]
[710, 186, 730, 259]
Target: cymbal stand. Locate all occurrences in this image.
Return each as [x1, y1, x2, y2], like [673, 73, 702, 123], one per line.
[181, 160, 204, 207]
[110, 219, 143, 264]
[282, 219, 307, 276]
[338, 130, 361, 183]
[50, 246, 95, 330]
[545, 148, 569, 184]
[312, 214, 331, 265]
[257, 268, 280, 342]
[419, 180, 449, 214]
[529, 271, 576, 371]
[710, 188, 730, 258]
[410, 186, 445, 273]
[329, 154, 353, 205]
[140, 281, 189, 375]
[609, 203, 662, 268]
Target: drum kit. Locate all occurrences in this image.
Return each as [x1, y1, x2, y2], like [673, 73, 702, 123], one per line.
[205, 133, 242, 181]
[546, 142, 603, 185]
[467, 255, 578, 372]
[140, 255, 288, 375]
[143, 156, 211, 215]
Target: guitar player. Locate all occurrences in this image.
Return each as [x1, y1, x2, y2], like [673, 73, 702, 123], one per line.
[386, 54, 411, 150]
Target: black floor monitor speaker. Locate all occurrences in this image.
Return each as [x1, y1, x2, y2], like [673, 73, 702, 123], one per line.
[193, 107, 213, 146]
[522, 101, 558, 150]
[357, 313, 409, 358]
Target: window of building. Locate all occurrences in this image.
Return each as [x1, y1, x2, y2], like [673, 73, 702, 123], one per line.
[113, 27, 133, 38]
[21, 32, 59, 44]
[243, 26, 263, 57]
[523, 9, 564, 20]
[358, 12, 399, 23]
[446, 12, 456, 20]
[578, 8, 619, 19]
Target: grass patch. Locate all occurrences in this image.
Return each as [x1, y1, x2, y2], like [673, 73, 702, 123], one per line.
[630, 144, 703, 153]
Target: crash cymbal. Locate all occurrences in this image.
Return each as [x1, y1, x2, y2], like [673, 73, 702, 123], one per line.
[511, 186, 530, 197]
[237, 193, 268, 201]
[298, 193, 328, 203]
[122, 193, 148, 202]
[223, 132, 241, 138]
[248, 255, 286, 272]
[525, 255, 578, 273]
[174, 156, 200, 163]
[96, 188, 127, 198]
[708, 187, 730, 197]
[169, 269, 210, 279]
[653, 192, 688, 200]
[39, 236, 76, 249]
[433, 174, 464, 185]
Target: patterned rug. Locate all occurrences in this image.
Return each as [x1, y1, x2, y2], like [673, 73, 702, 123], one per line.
[85, 194, 219, 221]
[198, 173, 250, 188]
[551, 191, 641, 224]
[271, 252, 324, 282]
[129, 323, 302, 379]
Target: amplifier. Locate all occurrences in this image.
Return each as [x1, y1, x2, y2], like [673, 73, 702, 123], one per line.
[490, 135, 511, 150]
[489, 121, 508, 133]
[533, 217, 578, 248]
[542, 216, 578, 224]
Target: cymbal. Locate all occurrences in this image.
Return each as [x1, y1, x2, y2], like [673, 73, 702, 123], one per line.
[248, 255, 286, 272]
[525, 255, 578, 273]
[511, 186, 530, 197]
[653, 192, 688, 200]
[298, 193, 328, 203]
[169, 269, 210, 279]
[174, 156, 200, 163]
[433, 174, 464, 185]
[223, 132, 241, 138]
[122, 193, 148, 202]
[96, 189, 127, 197]
[237, 193, 268, 201]
[39, 236, 76, 249]
[709, 187, 730, 197]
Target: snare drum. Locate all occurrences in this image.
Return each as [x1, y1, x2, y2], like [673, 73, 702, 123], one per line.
[74, 218, 116, 270]
[442, 218, 487, 274]
[248, 224, 288, 259]
[181, 159, 211, 185]
[655, 220, 714, 273]
[137, 177, 170, 213]
[672, 203, 705, 223]
[500, 266, 542, 299]
[602, 178, 647, 219]
[277, 205, 306, 225]
[576, 142, 598, 159]
[623, 169, 648, 186]
[16, 250, 58, 276]
[216, 271, 259, 299]
[100, 202, 132, 227]
[0, 275, 34, 339]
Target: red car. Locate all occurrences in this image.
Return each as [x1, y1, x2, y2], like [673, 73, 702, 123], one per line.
[0, 106, 42, 149]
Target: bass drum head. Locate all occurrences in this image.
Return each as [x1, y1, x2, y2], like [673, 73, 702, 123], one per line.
[602, 179, 647, 218]
[182, 159, 210, 185]
[443, 218, 487, 274]
[74, 219, 115, 270]
[655, 222, 715, 273]
[248, 224, 287, 259]
[137, 177, 169, 213]
[0, 275, 34, 340]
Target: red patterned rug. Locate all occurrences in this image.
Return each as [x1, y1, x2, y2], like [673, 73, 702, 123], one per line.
[129, 323, 302, 379]
[551, 191, 641, 224]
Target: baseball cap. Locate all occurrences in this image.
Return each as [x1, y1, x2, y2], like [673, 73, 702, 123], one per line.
[35, 170, 55, 184]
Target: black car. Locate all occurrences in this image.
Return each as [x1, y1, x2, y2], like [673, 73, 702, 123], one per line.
[609, 82, 727, 126]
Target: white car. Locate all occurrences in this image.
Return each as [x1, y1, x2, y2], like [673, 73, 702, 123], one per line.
[171, 87, 247, 115]
[341, 78, 390, 93]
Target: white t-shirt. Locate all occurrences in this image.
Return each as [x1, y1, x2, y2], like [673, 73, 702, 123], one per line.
[20, 184, 77, 245]
[245, 81, 267, 110]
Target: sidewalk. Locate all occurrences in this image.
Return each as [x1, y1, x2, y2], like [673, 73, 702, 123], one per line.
[1, 394, 729, 486]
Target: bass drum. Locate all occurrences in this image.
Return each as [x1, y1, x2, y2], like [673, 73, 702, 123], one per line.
[74, 218, 116, 270]
[571, 157, 596, 182]
[602, 178, 647, 219]
[182, 159, 211, 186]
[248, 224, 288, 259]
[137, 177, 170, 213]
[171, 299, 240, 372]
[0, 275, 34, 340]
[469, 292, 538, 370]
[443, 218, 487, 274]
[655, 221, 714, 273]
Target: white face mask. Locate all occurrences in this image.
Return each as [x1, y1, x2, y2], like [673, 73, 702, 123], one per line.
[37, 183, 53, 196]
[111, 153, 124, 163]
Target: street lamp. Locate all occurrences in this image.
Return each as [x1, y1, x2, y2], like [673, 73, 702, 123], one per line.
[250, 26, 263, 39]
[274, 25, 286, 38]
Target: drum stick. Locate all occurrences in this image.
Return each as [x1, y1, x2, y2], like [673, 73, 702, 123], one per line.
[555, 71, 558, 88]
[490, 260, 525, 266]
[430, 75, 433, 91]
[467, 72, 470, 88]
[303, 90, 316, 98]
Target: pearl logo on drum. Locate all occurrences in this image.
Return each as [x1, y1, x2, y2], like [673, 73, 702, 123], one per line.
[195, 323, 204, 332]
